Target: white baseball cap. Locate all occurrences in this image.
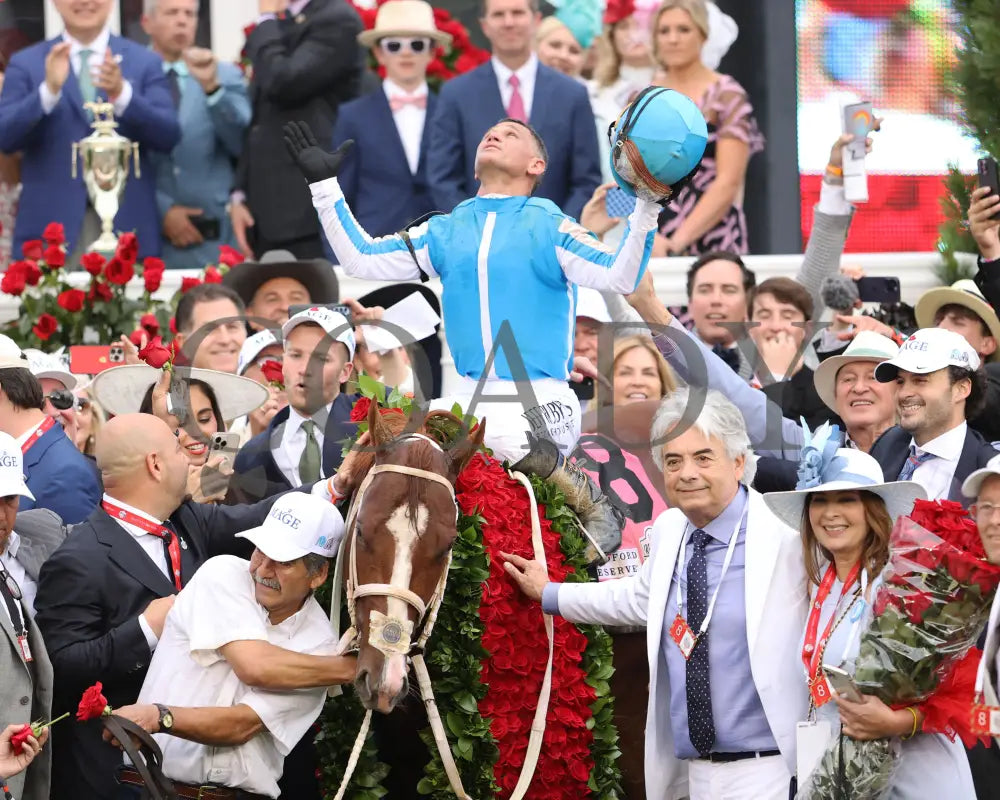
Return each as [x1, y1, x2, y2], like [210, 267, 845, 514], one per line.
[961, 453, 1000, 499]
[874, 328, 981, 383]
[237, 330, 281, 376]
[23, 348, 77, 390]
[282, 307, 356, 361]
[576, 288, 611, 324]
[0, 432, 34, 500]
[0, 335, 28, 371]
[236, 492, 346, 561]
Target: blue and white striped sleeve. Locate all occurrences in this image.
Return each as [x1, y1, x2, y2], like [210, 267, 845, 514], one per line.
[554, 198, 659, 294]
[310, 177, 439, 281]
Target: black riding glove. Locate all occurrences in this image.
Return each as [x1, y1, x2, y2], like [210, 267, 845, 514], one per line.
[283, 120, 354, 184]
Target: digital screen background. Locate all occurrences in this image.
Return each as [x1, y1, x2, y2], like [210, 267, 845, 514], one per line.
[796, 0, 980, 252]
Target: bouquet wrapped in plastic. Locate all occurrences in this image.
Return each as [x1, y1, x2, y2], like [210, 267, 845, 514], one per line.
[800, 500, 1000, 800]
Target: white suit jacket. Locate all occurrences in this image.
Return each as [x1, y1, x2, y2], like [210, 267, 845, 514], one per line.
[976, 588, 1000, 746]
[556, 488, 809, 799]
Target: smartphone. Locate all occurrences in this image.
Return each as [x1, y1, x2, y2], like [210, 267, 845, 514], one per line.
[570, 376, 595, 402]
[855, 277, 901, 305]
[109, 342, 125, 363]
[69, 345, 118, 375]
[288, 303, 353, 326]
[604, 186, 637, 220]
[210, 431, 241, 458]
[822, 664, 864, 703]
[190, 215, 221, 241]
[978, 157, 1000, 221]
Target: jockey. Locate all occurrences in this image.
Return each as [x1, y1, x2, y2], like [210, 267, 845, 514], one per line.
[283, 117, 671, 562]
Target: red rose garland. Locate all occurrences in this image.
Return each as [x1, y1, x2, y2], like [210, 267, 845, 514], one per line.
[457, 454, 596, 797]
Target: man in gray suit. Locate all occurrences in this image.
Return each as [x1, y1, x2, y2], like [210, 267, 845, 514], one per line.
[143, 0, 251, 268]
[0, 432, 54, 800]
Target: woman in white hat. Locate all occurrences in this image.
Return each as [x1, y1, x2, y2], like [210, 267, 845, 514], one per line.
[763, 429, 974, 797]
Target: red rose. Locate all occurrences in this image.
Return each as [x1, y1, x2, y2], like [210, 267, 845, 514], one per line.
[203, 265, 222, 284]
[142, 257, 165, 293]
[42, 222, 65, 246]
[88, 281, 113, 303]
[10, 724, 34, 755]
[180, 276, 202, 294]
[128, 329, 146, 347]
[57, 288, 86, 312]
[140, 313, 160, 336]
[1, 264, 27, 296]
[32, 313, 58, 341]
[139, 336, 173, 369]
[169, 316, 178, 335]
[23, 260, 42, 286]
[218, 245, 245, 267]
[350, 396, 373, 422]
[427, 58, 454, 80]
[104, 256, 134, 285]
[76, 682, 111, 721]
[81, 252, 106, 276]
[21, 239, 43, 260]
[432, 7, 450, 22]
[260, 359, 284, 385]
[43, 244, 65, 270]
[116, 232, 139, 264]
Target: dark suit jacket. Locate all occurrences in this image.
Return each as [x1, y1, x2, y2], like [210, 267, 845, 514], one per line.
[34, 499, 273, 800]
[0, 35, 180, 258]
[236, 0, 363, 245]
[229, 393, 357, 504]
[332, 87, 438, 238]
[21, 423, 101, 525]
[426, 61, 601, 220]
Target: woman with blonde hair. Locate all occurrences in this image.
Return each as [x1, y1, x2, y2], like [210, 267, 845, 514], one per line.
[651, 0, 763, 255]
[534, 0, 603, 80]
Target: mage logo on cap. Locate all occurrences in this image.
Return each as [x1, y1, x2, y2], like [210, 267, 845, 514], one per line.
[0, 450, 19, 469]
[269, 504, 302, 530]
[901, 336, 927, 353]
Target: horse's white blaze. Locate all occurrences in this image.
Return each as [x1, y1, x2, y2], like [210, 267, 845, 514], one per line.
[380, 502, 428, 694]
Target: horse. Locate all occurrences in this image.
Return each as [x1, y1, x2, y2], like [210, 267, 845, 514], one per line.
[343, 401, 484, 715]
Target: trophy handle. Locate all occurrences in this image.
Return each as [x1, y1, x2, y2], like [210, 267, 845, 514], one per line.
[132, 142, 141, 179]
[71, 142, 79, 179]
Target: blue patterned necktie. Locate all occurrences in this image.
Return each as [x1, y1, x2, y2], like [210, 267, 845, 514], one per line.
[898, 445, 935, 481]
[686, 529, 715, 756]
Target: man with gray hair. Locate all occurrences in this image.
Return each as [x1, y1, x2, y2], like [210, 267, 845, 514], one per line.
[503, 388, 808, 800]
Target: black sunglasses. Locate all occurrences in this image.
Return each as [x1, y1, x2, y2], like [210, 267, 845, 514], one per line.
[45, 389, 87, 411]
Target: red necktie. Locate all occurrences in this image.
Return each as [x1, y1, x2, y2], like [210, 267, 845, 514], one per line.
[389, 93, 427, 112]
[506, 74, 527, 122]
[102, 500, 183, 591]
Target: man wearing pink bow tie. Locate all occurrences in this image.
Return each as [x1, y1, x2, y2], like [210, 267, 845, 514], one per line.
[329, 0, 450, 240]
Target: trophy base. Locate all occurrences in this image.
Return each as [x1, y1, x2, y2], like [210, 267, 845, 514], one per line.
[87, 230, 121, 255]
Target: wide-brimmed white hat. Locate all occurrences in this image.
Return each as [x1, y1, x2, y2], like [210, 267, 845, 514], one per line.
[915, 280, 1000, 363]
[0, 432, 34, 501]
[90, 365, 268, 422]
[874, 327, 981, 383]
[237, 492, 346, 561]
[23, 348, 77, 391]
[763, 428, 925, 531]
[357, 0, 452, 48]
[812, 331, 899, 413]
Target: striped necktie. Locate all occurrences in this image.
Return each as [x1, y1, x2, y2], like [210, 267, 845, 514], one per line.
[898, 445, 935, 482]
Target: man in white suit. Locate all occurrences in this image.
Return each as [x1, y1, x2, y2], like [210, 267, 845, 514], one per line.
[504, 389, 808, 800]
[961, 459, 1000, 797]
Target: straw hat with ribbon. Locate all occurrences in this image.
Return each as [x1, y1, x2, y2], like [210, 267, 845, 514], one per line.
[763, 421, 926, 531]
[914, 279, 1000, 362]
[357, 0, 452, 48]
[811, 330, 899, 414]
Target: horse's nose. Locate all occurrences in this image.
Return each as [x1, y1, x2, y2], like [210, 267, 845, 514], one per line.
[355, 668, 373, 703]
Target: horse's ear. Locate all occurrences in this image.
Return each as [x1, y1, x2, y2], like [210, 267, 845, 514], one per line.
[367, 399, 393, 446]
[447, 418, 486, 478]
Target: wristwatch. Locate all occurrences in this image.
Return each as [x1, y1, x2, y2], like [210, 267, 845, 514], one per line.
[155, 703, 174, 732]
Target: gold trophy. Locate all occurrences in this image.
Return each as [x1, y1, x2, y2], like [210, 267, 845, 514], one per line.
[71, 102, 140, 254]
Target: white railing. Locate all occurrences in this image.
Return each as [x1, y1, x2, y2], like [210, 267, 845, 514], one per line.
[0, 251, 962, 395]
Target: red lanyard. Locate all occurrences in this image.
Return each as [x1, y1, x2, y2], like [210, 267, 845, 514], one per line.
[21, 416, 56, 455]
[102, 500, 183, 591]
[802, 562, 861, 703]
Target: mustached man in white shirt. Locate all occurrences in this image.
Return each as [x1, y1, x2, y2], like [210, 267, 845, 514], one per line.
[330, 0, 449, 241]
[109, 492, 356, 800]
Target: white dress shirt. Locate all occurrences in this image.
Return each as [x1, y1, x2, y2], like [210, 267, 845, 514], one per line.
[491, 53, 537, 122]
[908, 422, 968, 501]
[384, 79, 428, 175]
[137, 556, 337, 798]
[39, 27, 133, 116]
[273, 406, 329, 488]
[1, 532, 36, 619]
[104, 493, 171, 650]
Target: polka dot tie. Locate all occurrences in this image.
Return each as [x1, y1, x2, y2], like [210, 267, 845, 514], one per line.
[686, 529, 715, 756]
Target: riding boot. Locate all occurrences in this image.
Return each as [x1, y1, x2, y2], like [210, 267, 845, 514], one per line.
[511, 435, 624, 565]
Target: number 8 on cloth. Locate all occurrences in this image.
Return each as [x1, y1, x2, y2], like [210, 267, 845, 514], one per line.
[670, 613, 697, 660]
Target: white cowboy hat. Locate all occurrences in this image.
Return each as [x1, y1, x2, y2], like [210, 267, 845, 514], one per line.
[763, 445, 925, 532]
[914, 279, 1000, 362]
[812, 331, 899, 413]
[90, 365, 268, 422]
[357, 0, 453, 48]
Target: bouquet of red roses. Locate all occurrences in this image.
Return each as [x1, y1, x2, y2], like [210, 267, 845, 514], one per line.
[801, 500, 1000, 799]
